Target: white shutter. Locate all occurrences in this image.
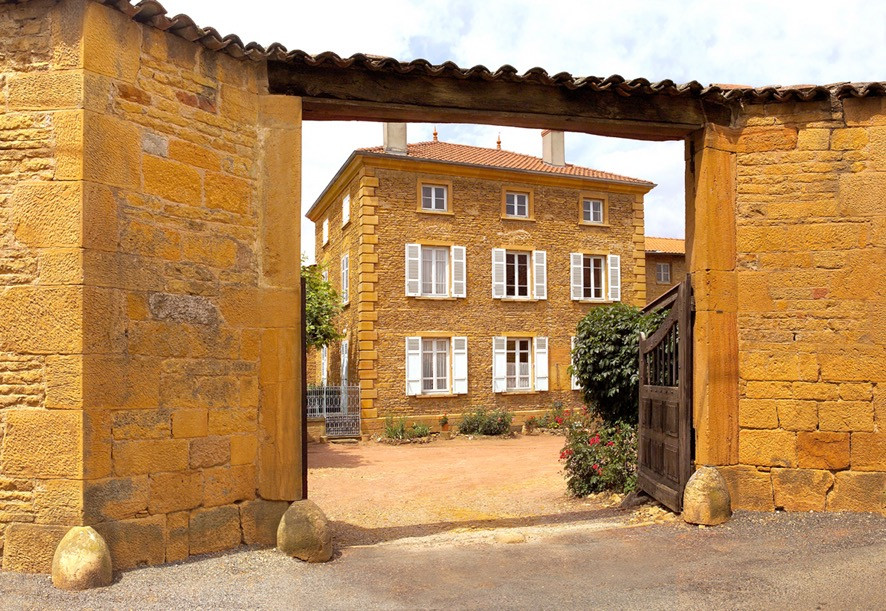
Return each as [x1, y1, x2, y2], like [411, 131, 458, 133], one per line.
[492, 336, 507, 392]
[533, 250, 547, 300]
[405, 243, 421, 296]
[608, 254, 621, 301]
[451, 246, 467, 298]
[340, 339, 349, 386]
[492, 248, 506, 298]
[452, 336, 468, 394]
[534, 337, 549, 392]
[342, 194, 350, 225]
[322, 219, 329, 245]
[570, 253, 583, 301]
[320, 345, 328, 386]
[340, 255, 349, 303]
[570, 336, 581, 390]
[405, 337, 422, 396]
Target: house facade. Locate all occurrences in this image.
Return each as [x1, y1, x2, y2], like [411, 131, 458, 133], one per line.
[307, 126, 654, 432]
[645, 237, 687, 302]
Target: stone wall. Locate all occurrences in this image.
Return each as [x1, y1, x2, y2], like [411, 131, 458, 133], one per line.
[0, 0, 302, 573]
[702, 99, 885, 513]
[315, 160, 649, 430]
[645, 253, 686, 302]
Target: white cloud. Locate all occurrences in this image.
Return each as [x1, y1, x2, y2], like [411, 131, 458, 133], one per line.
[157, 0, 886, 261]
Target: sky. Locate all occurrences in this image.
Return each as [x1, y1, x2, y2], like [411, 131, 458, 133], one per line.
[160, 0, 886, 262]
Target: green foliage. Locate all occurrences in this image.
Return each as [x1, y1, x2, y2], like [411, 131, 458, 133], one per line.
[523, 416, 538, 432]
[537, 402, 575, 430]
[560, 420, 638, 496]
[570, 303, 668, 425]
[384, 416, 431, 440]
[439, 414, 449, 427]
[457, 408, 514, 436]
[302, 260, 343, 349]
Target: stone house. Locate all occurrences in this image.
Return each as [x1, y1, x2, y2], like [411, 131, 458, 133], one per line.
[306, 126, 654, 431]
[645, 236, 686, 302]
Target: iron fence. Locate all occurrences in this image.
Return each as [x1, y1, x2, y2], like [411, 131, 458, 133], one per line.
[307, 385, 361, 437]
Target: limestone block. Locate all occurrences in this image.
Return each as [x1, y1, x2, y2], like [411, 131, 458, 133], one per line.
[165, 511, 190, 563]
[2, 524, 70, 573]
[172, 409, 208, 438]
[189, 505, 242, 556]
[277, 500, 333, 562]
[797, 432, 850, 470]
[112, 438, 189, 476]
[717, 465, 774, 511]
[682, 467, 732, 526]
[230, 434, 258, 465]
[772, 468, 834, 512]
[148, 471, 203, 515]
[168, 140, 221, 171]
[0, 286, 82, 354]
[818, 401, 874, 432]
[240, 499, 290, 546]
[83, 111, 141, 189]
[850, 432, 886, 471]
[143, 156, 201, 205]
[828, 472, 886, 514]
[82, 1, 141, 81]
[1, 409, 83, 478]
[190, 436, 231, 469]
[34, 479, 85, 525]
[205, 172, 251, 214]
[51, 527, 112, 591]
[93, 515, 165, 571]
[84, 476, 150, 522]
[738, 429, 797, 468]
[203, 465, 255, 507]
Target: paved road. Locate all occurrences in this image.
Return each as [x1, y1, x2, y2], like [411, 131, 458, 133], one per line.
[2, 511, 884, 609]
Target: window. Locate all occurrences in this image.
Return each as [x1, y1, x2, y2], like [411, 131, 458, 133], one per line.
[405, 243, 466, 298]
[491, 249, 546, 300]
[340, 254, 349, 304]
[504, 191, 529, 218]
[492, 336, 548, 393]
[570, 253, 621, 302]
[321, 219, 329, 245]
[405, 336, 468, 396]
[320, 345, 328, 385]
[656, 262, 671, 283]
[342, 194, 350, 226]
[421, 184, 448, 212]
[340, 339, 349, 387]
[582, 198, 604, 224]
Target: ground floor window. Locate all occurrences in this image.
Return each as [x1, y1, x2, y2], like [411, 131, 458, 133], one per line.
[406, 336, 468, 396]
[506, 338, 531, 390]
[493, 336, 548, 393]
[421, 338, 449, 393]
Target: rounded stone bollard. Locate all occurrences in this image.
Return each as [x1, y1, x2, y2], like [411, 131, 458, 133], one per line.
[51, 526, 113, 591]
[682, 466, 732, 526]
[277, 500, 333, 563]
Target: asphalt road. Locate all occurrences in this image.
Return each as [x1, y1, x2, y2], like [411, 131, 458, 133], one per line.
[2, 511, 884, 610]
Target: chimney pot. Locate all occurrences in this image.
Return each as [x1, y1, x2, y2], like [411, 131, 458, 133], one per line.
[542, 130, 565, 167]
[383, 123, 408, 155]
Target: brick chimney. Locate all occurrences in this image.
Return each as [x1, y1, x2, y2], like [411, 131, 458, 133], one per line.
[383, 123, 408, 155]
[542, 130, 565, 166]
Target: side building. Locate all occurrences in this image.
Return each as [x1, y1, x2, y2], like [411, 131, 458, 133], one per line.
[645, 237, 686, 302]
[306, 125, 655, 433]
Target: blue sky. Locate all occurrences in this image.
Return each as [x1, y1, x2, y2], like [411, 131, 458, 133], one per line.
[159, 0, 886, 261]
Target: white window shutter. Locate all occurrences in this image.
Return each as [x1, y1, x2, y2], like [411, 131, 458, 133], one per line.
[405, 337, 422, 396]
[608, 254, 621, 301]
[533, 250, 547, 300]
[320, 345, 328, 386]
[451, 246, 467, 298]
[492, 248, 506, 298]
[534, 337, 549, 391]
[492, 336, 507, 392]
[340, 255, 349, 303]
[570, 253, 583, 301]
[405, 243, 421, 296]
[340, 339, 349, 386]
[342, 194, 350, 225]
[452, 336, 468, 394]
[570, 336, 581, 390]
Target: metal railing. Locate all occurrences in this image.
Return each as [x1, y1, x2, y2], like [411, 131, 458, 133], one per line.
[307, 385, 361, 437]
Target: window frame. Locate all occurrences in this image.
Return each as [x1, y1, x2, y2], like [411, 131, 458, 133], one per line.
[416, 179, 454, 215]
[500, 187, 534, 221]
[420, 337, 450, 394]
[656, 261, 672, 284]
[581, 254, 606, 300]
[504, 250, 531, 298]
[578, 191, 609, 226]
[420, 245, 450, 297]
[505, 337, 533, 391]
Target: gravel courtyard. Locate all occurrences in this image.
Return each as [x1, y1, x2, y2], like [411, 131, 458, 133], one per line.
[307, 434, 622, 546]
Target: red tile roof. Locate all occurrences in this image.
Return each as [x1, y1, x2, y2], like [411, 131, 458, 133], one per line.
[359, 140, 652, 185]
[645, 237, 685, 254]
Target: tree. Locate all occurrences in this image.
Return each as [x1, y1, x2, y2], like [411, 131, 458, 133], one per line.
[302, 260, 343, 349]
[570, 303, 667, 424]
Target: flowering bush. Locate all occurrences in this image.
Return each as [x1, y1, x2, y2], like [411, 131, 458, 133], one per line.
[560, 420, 638, 496]
[458, 409, 513, 436]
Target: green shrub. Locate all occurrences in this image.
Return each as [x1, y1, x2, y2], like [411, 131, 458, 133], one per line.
[523, 416, 538, 433]
[560, 420, 638, 496]
[384, 416, 431, 440]
[410, 422, 431, 438]
[458, 409, 513, 436]
[571, 303, 667, 425]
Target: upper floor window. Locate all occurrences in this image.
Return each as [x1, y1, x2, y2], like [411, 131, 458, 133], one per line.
[656, 262, 672, 283]
[405, 243, 466, 298]
[321, 219, 329, 245]
[583, 198, 604, 224]
[421, 184, 448, 212]
[504, 191, 530, 218]
[491, 248, 546, 300]
[342, 194, 351, 226]
[570, 253, 621, 302]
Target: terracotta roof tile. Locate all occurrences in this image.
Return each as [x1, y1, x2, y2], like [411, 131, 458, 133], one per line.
[359, 140, 652, 185]
[645, 237, 685, 254]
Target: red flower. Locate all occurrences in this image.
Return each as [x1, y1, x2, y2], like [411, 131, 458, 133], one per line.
[589, 435, 600, 445]
[592, 463, 602, 474]
[606, 441, 615, 446]
[559, 449, 574, 460]
[555, 416, 563, 424]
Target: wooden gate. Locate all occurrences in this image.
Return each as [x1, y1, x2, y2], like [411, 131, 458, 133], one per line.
[637, 276, 693, 512]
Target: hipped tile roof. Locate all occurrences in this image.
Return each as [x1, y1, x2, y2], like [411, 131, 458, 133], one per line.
[645, 237, 685, 255]
[19, 0, 883, 105]
[359, 140, 652, 185]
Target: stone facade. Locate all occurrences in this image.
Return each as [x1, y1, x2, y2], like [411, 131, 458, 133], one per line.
[0, 0, 302, 573]
[309, 153, 651, 431]
[644, 238, 686, 303]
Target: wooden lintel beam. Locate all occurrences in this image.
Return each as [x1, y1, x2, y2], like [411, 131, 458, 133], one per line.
[268, 61, 733, 142]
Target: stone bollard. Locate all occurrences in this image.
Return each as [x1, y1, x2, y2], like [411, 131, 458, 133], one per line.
[682, 466, 732, 526]
[51, 526, 113, 591]
[277, 499, 334, 563]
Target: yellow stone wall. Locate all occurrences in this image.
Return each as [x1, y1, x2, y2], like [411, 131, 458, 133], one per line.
[0, 0, 302, 573]
[694, 100, 885, 514]
[314, 158, 649, 431]
[645, 253, 686, 302]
